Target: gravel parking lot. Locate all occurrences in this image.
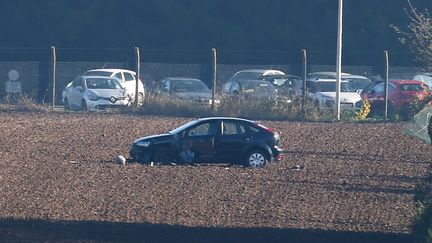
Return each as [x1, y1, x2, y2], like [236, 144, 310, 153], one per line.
[0, 111, 430, 242]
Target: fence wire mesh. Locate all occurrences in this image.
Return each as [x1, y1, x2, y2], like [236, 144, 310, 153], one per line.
[0, 48, 430, 113]
[0, 62, 40, 99]
[404, 105, 432, 144]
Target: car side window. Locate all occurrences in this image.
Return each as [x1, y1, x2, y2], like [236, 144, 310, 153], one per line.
[223, 82, 232, 93]
[161, 80, 170, 92]
[187, 122, 217, 136]
[73, 77, 84, 88]
[231, 82, 240, 93]
[124, 72, 135, 82]
[306, 81, 315, 92]
[222, 121, 246, 136]
[114, 73, 123, 82]
[372, 83, 384, 93]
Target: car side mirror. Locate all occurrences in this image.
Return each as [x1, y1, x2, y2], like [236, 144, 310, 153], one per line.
[368, 90, 375, 95]
[76, 86, 84, 92]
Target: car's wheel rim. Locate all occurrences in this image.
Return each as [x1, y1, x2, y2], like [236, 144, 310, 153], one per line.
[248, 153, 265, 167]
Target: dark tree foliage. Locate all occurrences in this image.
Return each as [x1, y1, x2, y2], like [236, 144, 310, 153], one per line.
[0, 0, 430, 64]
[392, 0, 432, 70]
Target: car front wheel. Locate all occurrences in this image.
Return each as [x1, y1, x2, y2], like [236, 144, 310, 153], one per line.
[81, 100, 87, 112]
[245, 150, 268, 168]
[153, 148, 173, 164]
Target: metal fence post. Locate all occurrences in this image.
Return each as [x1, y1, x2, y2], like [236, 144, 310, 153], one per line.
[384, 50, 389, 120]
[134, 47, 140, 107]
[50, 46, 56, 110]
[211, 48, 217, 112]
[302, 49, 307, 116]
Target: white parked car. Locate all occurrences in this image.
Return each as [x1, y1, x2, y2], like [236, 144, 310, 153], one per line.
[306, 78, 363, 110]
[307, 71, 371, 93]
[62, 76, 130, 111]
[83, 69, 145, 106]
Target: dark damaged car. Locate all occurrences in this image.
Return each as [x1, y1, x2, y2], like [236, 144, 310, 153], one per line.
[129, 117, 283, 167]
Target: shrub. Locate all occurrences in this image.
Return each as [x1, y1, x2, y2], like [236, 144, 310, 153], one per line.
[412, 180, 432, 243]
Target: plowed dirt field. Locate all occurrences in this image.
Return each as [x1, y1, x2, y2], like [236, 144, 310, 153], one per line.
[0, 111, 430, 243]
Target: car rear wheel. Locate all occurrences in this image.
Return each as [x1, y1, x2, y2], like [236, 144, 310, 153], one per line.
[81, 100, 87, 112]
[153, 148, 173, 164]
[245, 150, 268, 168]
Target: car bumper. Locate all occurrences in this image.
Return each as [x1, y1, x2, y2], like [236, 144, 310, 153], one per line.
[272, 146, 284, 161]
[86, 98, 129, 111]
[129, 145, 152, 163]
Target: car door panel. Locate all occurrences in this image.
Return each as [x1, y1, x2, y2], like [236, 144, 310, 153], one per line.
[181, 121, 218, 163]
[214, 120, 250, 163]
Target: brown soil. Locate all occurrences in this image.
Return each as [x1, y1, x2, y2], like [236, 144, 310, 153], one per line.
[0, 111, 430, 243]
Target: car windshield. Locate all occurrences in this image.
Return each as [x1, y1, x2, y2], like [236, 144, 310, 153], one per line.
[344, 78, 370, 90]
[86, 78, 122, 89]
[315, 82, 354, 92]
[83, 71, 111, 77]
[240, 80, 276, 95]
[172, 80, 209, 92]
[169, 120, 200, 134]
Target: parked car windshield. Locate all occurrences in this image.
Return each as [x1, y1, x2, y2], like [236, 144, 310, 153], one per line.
[343, 78, 370, 90]
[239, 80, 276, 95]
[315, 82, 354, 92]
[86, 78, 122, 89]
[172, 80, 209, 92]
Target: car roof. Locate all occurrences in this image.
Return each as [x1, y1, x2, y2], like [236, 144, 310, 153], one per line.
[262, 74, 302, 79]
[308, 71, 351, 76]
[341, 74, 370, 79]
[196, 116, 256, 123]
[390, 79, 425, 85]
[161, 77, 203, 81]
[85, 69, 136, 74]
[235, 69, 285, 75]
[81, 75, 118, 79]
[313, 78, 348, 83]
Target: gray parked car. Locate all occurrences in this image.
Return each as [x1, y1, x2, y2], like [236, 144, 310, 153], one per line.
[153, 77, 219, 105]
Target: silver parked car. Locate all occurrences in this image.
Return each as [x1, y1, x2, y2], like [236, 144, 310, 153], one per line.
[153, 77, 220, 105]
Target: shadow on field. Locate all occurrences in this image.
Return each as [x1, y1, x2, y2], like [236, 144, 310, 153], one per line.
[0, 218, 412, 243]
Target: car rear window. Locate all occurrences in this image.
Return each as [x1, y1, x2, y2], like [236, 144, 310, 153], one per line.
[399, 84, 424, 91]
[83, 71, 111, 77]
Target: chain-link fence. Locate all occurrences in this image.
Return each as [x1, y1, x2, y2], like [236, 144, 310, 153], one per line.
[0, 47, 430, 110]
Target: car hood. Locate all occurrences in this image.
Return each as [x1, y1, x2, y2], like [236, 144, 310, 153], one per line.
[172, 91, 212, 99]
[317, 92, 361, 101]
[133, 134, 173, 144]
[90, 89, 125, 98]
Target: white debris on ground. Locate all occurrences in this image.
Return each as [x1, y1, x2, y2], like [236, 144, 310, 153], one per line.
[115, 155, 126, 166]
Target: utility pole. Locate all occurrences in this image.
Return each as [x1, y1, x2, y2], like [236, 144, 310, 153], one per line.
[336, 0, 343, 120]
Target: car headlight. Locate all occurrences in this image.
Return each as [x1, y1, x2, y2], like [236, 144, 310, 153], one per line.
[136, 140, 151, 147]
[88, 91, 99, 101]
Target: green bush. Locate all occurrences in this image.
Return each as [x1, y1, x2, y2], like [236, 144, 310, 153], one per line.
[412, 180, 432, 243]
[134, 94, 361, 122]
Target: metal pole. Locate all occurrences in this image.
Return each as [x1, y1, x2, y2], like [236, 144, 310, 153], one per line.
[302, 49, 307, 115]
[384, 50, 389, 120]
[50, 46, 56, 110]
[134, 47, 140, 107]
[336, 0, 343, 121]
[211, 48, 217, 112]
